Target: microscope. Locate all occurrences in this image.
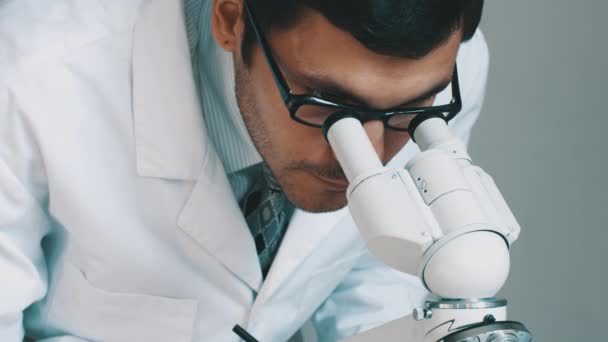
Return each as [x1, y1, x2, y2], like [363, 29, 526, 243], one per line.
[323, 111, 532, 342]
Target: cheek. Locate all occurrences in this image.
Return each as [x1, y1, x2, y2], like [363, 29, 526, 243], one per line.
[248, 74, 332, 166]
[275, 117, 333, 164]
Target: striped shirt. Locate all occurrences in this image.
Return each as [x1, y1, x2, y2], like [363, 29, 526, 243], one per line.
[184, 0, 263, 201]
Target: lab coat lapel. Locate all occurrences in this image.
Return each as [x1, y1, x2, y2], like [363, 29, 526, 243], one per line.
[132, 0, 206, 181]
[132, 0, 262, 291]
[252, 207, 349, 307]
[177, 148, 263, 291]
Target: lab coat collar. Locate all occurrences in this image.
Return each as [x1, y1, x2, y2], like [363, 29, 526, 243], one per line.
[132, 0, 206, 181]
[131, 0, 263, 290]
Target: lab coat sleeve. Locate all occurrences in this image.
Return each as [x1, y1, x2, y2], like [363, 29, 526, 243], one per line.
[310, 30, 490, 341]
[311, 251, 429, 341]
[0, 85, 51, 341]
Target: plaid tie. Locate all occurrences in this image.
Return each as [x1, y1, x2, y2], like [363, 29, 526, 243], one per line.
[239, 163, 295, 278]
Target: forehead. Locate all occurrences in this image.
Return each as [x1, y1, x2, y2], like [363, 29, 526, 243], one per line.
[266, 8, 462, 100]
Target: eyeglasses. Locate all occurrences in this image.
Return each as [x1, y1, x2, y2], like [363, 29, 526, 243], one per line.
[243, 1, 463, 131]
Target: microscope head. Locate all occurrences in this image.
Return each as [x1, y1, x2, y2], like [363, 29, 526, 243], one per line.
[322, 111, 531, 342]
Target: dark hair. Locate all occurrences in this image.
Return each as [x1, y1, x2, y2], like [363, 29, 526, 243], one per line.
[242, 0, 484, 63]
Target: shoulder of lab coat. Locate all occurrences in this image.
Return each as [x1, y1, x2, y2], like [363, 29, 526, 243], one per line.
[448, 29, 490, 145]
[0, 59, 51, 342]
[0, 1, 141, 340]
[312, 29, 490, 342]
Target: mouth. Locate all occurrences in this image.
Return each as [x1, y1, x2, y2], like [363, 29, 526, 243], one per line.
[310, 172, 350, 191]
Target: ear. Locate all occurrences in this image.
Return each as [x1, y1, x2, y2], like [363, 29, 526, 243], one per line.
[211, 0, 244, 52]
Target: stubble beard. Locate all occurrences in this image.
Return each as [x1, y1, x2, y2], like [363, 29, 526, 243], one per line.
[233, 61, 348, 213]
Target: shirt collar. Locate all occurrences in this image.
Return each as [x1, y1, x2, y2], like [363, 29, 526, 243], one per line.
[184, 0, 263, 174]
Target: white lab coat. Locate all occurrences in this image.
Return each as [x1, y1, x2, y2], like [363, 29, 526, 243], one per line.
[0, 0, 489, 341]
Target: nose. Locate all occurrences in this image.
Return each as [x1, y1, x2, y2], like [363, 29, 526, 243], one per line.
[361, 119, 386, 161]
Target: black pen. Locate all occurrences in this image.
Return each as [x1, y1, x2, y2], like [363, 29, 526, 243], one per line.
[233, 324, 261, 342]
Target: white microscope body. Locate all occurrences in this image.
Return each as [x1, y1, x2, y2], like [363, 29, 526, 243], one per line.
[324, 112, 532, 342]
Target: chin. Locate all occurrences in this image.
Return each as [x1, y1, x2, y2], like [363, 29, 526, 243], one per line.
[287, 189, 348, 213]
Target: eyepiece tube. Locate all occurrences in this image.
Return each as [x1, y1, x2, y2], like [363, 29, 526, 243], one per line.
[323, 111, 384, 182]
[408, 111, 452, 151]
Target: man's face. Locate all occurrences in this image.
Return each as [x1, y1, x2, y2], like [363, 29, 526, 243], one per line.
[215, 5, 462, 213]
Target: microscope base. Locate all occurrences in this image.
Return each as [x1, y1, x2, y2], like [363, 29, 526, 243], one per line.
[414, 298, 532, 342]
[442, 320, 532, 342]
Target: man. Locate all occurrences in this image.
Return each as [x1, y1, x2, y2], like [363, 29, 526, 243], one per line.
[0, 0, 488, 340]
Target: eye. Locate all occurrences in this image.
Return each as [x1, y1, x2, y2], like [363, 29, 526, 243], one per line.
[417, 96, 436, 106]
[403, 96, 435, 108]
[310, 88, 333, 99]
[308, 88, 356, 105]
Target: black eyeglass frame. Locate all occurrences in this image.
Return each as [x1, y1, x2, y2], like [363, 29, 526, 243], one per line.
[243, 1, 463, 131]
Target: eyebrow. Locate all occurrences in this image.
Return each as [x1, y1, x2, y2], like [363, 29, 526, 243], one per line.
[297, 73, 453, 109]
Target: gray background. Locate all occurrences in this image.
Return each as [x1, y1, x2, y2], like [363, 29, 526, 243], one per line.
[345, 1, 608, 341]
[473, 0, 608, 340]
